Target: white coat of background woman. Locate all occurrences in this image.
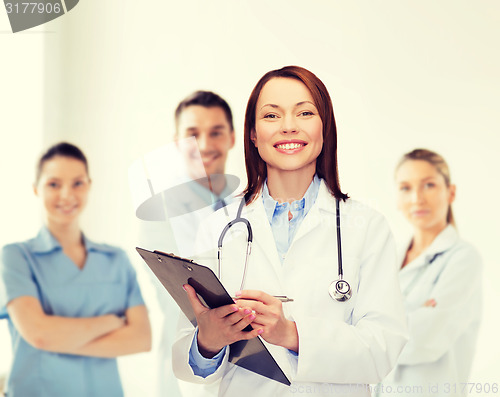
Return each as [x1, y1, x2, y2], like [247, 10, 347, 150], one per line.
[377, 148, 482, 396]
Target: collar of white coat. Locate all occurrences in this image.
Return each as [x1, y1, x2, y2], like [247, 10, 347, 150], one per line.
[237, 179, 339, 270]
[399, 224, 459, 271]
[244, 178, 338, 216]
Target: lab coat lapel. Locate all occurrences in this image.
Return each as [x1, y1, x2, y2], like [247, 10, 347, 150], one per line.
[292, 181, 336, 243]
[424, 225, 458, 256]
[244, 197, 285, 284]
[400, 225, 459, 274]
[243, 198, 293, 377]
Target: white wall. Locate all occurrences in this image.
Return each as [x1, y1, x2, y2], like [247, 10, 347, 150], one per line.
[2, 0, 499, 394]
[0, 6, 45, 379]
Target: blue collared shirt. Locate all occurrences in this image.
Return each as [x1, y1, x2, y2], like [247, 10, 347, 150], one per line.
[262, 175, 320, 263]
[187, 176, 321, 377]
[0, 227, 145, 397]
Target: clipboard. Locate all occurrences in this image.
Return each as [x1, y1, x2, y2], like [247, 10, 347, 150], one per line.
[136, 247, 291, 386]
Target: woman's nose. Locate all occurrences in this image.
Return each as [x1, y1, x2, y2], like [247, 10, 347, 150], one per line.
[411, 188, 424, 203]
[281, 115, 298, 134]
[59, 185, 74, 200]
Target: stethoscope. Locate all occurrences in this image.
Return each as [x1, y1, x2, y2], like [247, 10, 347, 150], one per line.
[217, 196, 352, 302]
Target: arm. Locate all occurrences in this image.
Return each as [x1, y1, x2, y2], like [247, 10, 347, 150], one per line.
[171, 284, 260, 383]
[184, 284, 260, 357]
[234, 290, 299, 352]
[188, 328, 227, 378]
[397, 244, 482, 365]
[7, 296, 124, 352]
[69, 249, 152, 357]
[70, 305, 151, 357]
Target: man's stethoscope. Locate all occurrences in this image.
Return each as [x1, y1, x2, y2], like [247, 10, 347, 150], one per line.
[216, 196, 352, 302]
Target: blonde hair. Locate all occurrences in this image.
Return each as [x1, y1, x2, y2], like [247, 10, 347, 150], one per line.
[396, 148, 455, 226]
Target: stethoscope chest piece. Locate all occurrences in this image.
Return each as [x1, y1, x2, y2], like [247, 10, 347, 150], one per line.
[328, 279, 352, 302]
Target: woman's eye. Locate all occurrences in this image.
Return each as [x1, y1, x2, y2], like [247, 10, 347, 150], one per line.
[74, 181, 83, 187]
[48, 182, 59, 188]
[399, 186, 410, 192]
[299, 111, 314, 117]
[264, 114, 278, 119]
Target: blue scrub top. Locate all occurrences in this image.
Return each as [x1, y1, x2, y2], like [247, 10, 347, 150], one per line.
[0, 227, 145, 397]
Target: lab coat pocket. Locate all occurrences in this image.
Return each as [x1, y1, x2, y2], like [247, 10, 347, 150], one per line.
[289, 255, 359, 323]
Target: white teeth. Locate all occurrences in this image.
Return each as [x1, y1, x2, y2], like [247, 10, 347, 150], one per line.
[276, 143, 304, 150]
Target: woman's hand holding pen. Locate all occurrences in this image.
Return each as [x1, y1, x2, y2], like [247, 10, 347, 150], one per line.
[234, 290, 299, 353]
[183, 284, 263, 359]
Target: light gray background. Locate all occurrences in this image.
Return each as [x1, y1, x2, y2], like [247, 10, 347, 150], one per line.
[1, 1, 499, 395]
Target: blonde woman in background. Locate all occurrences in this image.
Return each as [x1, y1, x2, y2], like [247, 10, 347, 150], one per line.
[377, 149, 482, 396]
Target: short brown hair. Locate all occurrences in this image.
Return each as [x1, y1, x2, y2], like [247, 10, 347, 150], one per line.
[36, 142, 88, 185]
[174, 90, 234, 133]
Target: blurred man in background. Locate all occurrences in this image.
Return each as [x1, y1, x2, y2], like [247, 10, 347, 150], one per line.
[138, 91, 237, 397]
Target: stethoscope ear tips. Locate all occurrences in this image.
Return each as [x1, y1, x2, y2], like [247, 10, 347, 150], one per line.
[328, 279, 352, 302]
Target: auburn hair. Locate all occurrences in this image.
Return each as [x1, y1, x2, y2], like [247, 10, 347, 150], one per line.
[243, 65, 348, 203]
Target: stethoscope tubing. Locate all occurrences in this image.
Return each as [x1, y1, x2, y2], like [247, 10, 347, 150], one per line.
[217, 195, 351, 301]
[217, 198, 252, 291]
[336, 198, 344, 279]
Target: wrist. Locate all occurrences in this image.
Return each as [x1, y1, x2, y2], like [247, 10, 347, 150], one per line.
[281, 320, 299, 353]
[197, 331, 224, 359]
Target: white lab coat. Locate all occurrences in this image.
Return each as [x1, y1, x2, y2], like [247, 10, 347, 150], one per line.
[377, 225, 482, 397]
[172, 181, 408, 396]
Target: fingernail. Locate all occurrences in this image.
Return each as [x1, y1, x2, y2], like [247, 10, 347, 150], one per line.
[235, 290, 242, 297]
[249, 314, 256, 320]
[258, 329, 263, 335]
[182, 284, 188, 291]
[244, 309, 252, 315]
[232, 306, 239, 312]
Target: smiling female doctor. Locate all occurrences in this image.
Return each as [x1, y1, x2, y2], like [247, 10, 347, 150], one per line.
[376, 149, 482, 396]
[172, 66, 408, 396]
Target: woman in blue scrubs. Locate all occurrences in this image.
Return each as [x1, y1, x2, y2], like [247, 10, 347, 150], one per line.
[0, 142, 151, 397]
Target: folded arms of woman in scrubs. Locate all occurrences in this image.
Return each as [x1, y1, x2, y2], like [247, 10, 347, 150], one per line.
[8, 296, 150, 357]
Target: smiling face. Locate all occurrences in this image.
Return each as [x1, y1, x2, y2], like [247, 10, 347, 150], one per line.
[176, 105, 235, 179]
[252, 77, 323, 178]
[396, 159, 455, 232]
[34, 156, 91, 228]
